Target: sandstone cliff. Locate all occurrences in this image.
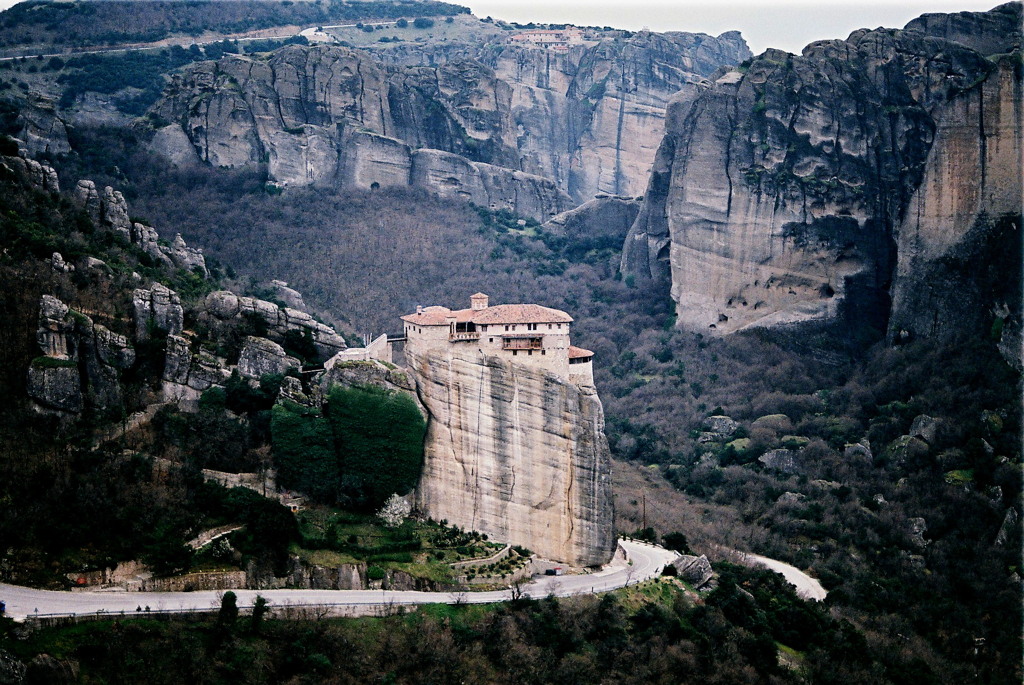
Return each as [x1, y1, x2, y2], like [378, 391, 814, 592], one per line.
[483, 30, 751, 202]
[151, 45, 570, 220]
[150, 31, 749, 211]
[406, 346, 615, 567]
[622, 3, 1021, 352]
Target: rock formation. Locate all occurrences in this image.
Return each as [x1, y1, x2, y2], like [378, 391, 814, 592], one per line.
[202, 290, 347, 359]
[28, 295, 136, 414]
[406, 345, 615, 567]
[150, 30, 750, 211]
[621, 3, 1021, 354]
[73, 180, 208, 276]
[541, 195, 641, 257]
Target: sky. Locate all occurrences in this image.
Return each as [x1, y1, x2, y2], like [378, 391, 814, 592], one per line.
[0, 0, 1009, 55]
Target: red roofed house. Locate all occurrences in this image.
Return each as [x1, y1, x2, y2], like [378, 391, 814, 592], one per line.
[401, 293, 595, 385]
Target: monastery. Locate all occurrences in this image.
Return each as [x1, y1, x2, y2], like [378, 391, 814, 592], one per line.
[401, 293, 595, 385]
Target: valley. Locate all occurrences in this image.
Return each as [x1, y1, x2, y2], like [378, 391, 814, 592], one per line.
[0, 1, 1019, 683]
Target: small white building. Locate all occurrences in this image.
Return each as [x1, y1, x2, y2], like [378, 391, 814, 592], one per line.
[401, 293, 594, 385]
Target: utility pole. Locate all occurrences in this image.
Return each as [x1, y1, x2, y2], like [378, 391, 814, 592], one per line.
[642, 493, 647, 530]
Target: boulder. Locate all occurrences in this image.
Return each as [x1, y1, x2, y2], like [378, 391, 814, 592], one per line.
[907, 517, 928, 549]
[672, 554, 715, 588]
[237, 337, 299, 379]
[24, 654, 79, 685]
[758, 448, 801, 474]
[777, 492, 807, 505]
[270, 280, 306, 310]
[909, 415, 941, 444]
[702, 415, 739, 436]
[883, 435, 930, 466]
[843, 440, 873, 462]
[48, 252, 73, 273]
[163, 233, 207, 276]
[995, 507, 1018, 546]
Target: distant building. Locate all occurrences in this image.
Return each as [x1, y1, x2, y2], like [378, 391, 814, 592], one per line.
[401, 293, 595, 385]
[508, 26, 585, 52]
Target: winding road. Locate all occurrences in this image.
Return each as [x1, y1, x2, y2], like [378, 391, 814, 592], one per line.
[0, 540, 678, 622]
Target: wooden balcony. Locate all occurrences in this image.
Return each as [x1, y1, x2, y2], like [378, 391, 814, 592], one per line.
[449, 331, 480, 341]
[502, 337, 543, 350]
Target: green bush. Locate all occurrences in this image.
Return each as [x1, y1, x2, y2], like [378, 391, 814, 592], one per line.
[326, 384, 425, 510]
[271, 401, 339, 503]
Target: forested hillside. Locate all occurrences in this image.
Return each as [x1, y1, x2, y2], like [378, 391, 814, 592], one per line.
[0, 0, 468, 52]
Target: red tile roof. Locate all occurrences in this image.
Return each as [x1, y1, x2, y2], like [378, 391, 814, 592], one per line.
[469, 304, 573, 325]
[402, 302, 573, 326]
[568, 345, 593, 359]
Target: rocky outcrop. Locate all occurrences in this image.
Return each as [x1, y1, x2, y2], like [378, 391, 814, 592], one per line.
[133, 283, 184, 340]
[28, 295, 136, 413]
[480, 30, 750, 202]
[888, 50, 1022, 364]
[286, 557, 366, 590]
[0, 155, 59, 193]
[203, 290, 346, 359]
[541, 195, 641, 256]
[27, 358, 82, 414]
[162, 334, 231, 401]
[622, 4, 1021, 350]
[237, 336, 300, 379]
[73, 180, 208, 276]
[151, 33, 749, 211]
[406, 346, 615, 567]
[7, 95, 70, 157]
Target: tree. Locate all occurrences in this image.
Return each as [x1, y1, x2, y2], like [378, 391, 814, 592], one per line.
[218, 590, 238, 630]
[378, 493, 412, 527]
[413, 17, 434, 29]
[250, 595, 269, 634]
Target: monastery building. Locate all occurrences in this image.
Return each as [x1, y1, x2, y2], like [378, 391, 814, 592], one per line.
[401, 293, 594, 385]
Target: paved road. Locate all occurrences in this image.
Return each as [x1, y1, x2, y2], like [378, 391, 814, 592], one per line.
[741, 552, 828, 601]
[0, 540, 678, 621]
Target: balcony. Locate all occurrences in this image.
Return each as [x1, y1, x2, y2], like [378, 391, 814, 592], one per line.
[502, 336, 543, 351]
[449, 331, 480, 342]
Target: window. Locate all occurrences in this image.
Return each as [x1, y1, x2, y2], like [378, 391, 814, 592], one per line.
[512, 350, 517, 356]
[542, 349, 545, 355]
[489, 337, 493, 343]
[528, 350, 532, 355]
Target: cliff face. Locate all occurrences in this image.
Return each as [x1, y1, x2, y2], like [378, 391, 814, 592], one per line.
[152, 45, 569, 220]
[151, 31, 750, 211]
[407, 346, 615, 567]
[889, 55, 1022, 366]
[485, 31, 751, 202]
[622, 3, 1021, 349]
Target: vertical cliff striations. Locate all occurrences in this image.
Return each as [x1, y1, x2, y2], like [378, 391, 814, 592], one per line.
[622, 3, 1021, 352]
[150, 30, 750, 212]
[401, 298, 615, 567]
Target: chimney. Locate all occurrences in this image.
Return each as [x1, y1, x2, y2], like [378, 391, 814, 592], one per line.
[470, 293, 489, 311]
[416, 305, 423, 314]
